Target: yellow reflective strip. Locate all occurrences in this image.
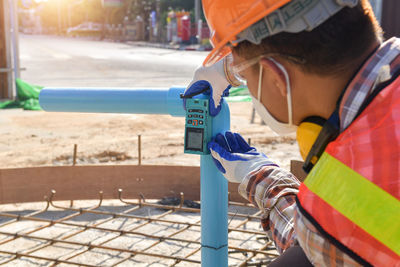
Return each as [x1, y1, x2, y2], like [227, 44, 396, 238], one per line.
[305, 153, 400, 255]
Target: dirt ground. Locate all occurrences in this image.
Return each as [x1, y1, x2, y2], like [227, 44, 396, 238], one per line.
[0, 102, 301, 171]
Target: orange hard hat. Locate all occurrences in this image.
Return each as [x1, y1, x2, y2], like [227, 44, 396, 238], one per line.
[202, 0, 359, 66]
[202, 0, 291, 67]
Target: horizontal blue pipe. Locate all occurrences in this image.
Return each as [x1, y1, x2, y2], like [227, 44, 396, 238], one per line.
[39, 87, 186, 117]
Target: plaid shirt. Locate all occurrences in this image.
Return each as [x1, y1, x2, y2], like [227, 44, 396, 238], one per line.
[238, 38, 400, 266]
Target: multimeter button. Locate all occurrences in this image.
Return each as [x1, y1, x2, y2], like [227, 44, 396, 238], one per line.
[199, 115, 204, 119]
[188, 109, 193, 113]
[188, 114, 192, 118]
[198, 110, 204, 113]
[188, 120, 192, 124]
[193, 114, 198, 118]
[199, 120, 203, 125]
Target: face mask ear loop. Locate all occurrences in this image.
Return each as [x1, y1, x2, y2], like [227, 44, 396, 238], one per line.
[286, 71, 293, 126]
[268, 58, 293, 125]
[258, 63, 263, 101]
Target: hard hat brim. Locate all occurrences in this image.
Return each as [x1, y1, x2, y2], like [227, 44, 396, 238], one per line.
[203, 44, 232, 67]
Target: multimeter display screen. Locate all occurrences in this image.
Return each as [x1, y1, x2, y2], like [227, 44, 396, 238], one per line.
[186, 128, 203, 151]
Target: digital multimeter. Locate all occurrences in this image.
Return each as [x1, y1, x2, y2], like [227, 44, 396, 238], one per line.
[184, 98, 212, 155]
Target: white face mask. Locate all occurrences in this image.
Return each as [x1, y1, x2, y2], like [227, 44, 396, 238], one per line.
[251, 58, 297, 136]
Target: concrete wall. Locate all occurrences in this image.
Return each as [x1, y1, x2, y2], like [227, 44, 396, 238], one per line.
[381, 0, 400, 38]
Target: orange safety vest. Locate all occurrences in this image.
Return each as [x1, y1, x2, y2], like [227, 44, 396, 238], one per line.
[297, 75, 400, 266]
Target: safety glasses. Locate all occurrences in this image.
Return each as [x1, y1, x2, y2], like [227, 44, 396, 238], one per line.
[230, 53, 306, 84]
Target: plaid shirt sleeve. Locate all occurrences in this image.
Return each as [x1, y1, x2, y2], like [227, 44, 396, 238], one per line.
[238, 166, 300, 254]
[238, 165, 362, 266]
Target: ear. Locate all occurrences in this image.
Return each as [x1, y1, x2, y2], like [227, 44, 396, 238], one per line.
[260, 58, 288, 97]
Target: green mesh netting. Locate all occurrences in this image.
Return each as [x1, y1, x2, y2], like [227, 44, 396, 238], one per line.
[226, 86, 251, 102]
[0, 79, 43, 110]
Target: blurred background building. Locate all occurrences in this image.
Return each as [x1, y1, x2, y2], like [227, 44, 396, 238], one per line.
[14, 0, 208, 45]
[12, 0, 400, 49]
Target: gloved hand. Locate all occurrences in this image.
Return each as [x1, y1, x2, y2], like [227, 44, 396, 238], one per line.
[183, 56, 239, 116]
[208, 131, 278, 183]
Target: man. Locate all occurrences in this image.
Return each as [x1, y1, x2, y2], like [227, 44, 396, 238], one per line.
[183, 0, 400, 266]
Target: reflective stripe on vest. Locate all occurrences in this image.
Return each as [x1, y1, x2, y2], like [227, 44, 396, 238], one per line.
[298, 75, 400, 266]
[298, 154, 400, 265]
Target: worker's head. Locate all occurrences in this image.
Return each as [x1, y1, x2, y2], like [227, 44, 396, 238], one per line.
[203, 0, 382, 135]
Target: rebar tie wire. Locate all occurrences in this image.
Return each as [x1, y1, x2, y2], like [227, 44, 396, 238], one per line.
[0, 189, 278, 266]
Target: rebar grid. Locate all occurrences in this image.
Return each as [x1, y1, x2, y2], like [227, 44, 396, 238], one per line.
[0, 189, 278, 266]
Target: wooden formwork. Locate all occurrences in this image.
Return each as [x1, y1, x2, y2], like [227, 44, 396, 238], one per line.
[0, 165, 247, 204]
[0, 160, 307, 205]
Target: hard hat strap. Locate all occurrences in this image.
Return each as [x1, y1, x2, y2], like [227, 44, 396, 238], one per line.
[234, 0, 358, 45]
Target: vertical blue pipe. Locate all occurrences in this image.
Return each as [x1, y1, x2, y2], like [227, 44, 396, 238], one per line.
[201, 100, 230, 267]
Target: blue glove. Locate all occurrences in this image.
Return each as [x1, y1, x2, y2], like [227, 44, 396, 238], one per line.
[183, 80, 230, 117]
[208, 132, 278, 183]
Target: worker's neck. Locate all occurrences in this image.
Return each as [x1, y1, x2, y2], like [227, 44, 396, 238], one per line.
[293, 70, 350, 123]
[294, 41, 381, 124]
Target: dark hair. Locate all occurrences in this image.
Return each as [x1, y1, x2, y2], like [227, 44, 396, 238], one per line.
[233, 0, 382, 76]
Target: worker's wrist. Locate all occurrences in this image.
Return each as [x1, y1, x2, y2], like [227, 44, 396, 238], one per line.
[238, 166, 299, 210]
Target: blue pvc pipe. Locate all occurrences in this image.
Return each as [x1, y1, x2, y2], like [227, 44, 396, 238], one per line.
[39, 87, 230, 266]
[39, 87, 185, 117]
[201, 100, 230, 267]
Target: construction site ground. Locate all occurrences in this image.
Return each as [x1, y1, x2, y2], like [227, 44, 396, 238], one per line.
[0, 103, 300, 170]
[0, 35, 302, 266]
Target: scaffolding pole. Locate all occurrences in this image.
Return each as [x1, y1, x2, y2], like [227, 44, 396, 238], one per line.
[0, 0, 12, 99]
